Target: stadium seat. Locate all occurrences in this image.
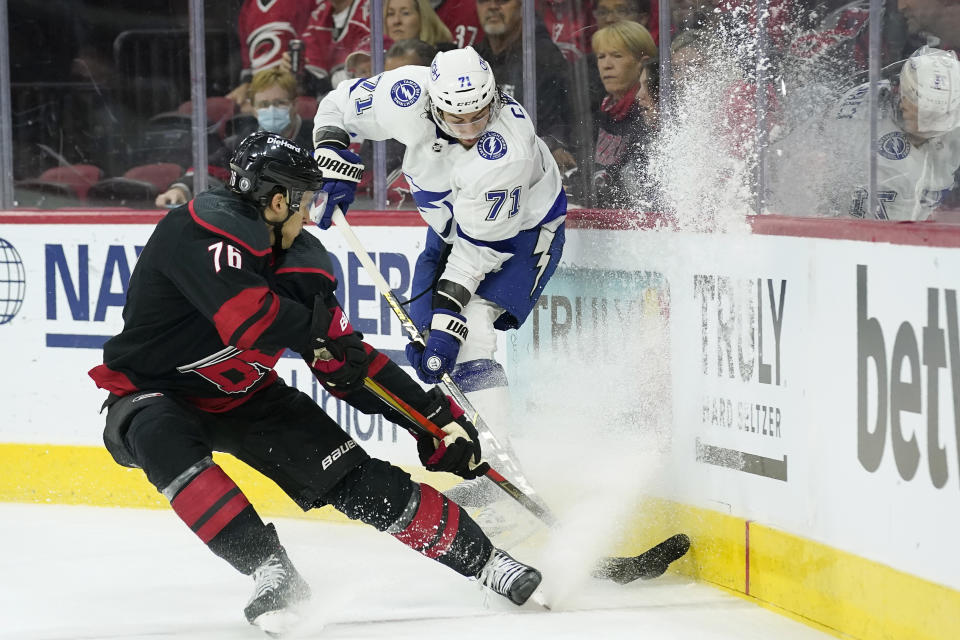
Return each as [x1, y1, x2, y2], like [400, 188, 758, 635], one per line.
[86, 177, 159, 207]
[15, 164, 104, 201]
[123, 162, 183, 192]
[178, 96, 236, 138]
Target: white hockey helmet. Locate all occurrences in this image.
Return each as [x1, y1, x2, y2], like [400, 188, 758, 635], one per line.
[898, 47, 960, 137]
[427, 46, 499, 140]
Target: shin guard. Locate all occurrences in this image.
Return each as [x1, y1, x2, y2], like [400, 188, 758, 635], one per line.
[388, 482, 493, 577]
[165, 458, 278, 574]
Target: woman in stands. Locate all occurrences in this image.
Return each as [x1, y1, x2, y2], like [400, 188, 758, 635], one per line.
[155, 68, 313, 208]
[590, 20, 657, 209]
[385, 0, 455, 50]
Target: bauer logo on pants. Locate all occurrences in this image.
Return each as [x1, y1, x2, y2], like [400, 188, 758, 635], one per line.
[322, 440, 358, 470]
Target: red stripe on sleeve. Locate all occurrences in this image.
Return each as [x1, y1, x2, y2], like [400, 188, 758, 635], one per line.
[213, 286, 272, 347]
[235, 291, 280, 349]
[170, 466, 238, 527]
[195, 492, 252, 543]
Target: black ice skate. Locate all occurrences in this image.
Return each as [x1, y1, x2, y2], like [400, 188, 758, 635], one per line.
[476, 548, 542, 605]
[244, 547, 311, 637]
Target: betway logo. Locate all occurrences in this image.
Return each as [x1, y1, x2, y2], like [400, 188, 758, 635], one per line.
[857, 265, 959, 487]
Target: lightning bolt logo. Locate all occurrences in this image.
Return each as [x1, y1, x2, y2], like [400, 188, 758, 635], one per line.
[531, 226, 554, 297]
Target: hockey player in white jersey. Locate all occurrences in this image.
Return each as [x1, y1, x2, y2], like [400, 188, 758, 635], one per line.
[836, 47, 960, 220]
[311, 46, 566, 507]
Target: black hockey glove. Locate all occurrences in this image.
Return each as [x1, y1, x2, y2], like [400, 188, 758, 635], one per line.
[308, 296, 368, 392]
[416, 388, 490, 480]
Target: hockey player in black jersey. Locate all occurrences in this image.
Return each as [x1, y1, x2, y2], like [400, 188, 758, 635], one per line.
[89, 131, 541, 636]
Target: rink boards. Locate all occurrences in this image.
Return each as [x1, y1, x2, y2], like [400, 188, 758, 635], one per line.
[2, 210, 960, 640]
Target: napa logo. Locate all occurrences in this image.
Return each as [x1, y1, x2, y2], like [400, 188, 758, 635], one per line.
[877, 131, 910, 160]
[477, 132, 507, 160]
[390, 79, 421, 107]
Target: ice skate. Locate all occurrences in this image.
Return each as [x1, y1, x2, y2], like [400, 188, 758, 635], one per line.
[244, 547, 311, 637]
[476, 548, 542, 605]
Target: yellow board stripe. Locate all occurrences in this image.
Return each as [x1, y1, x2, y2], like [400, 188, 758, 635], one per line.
[4, 443, 959, 640]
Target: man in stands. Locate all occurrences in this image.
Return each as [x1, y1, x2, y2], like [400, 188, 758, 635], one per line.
[473, 0, 577, 174]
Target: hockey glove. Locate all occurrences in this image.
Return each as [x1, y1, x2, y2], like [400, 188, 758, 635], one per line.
[312, 145, 365, 229]
[405, 310, 467, 384]
[309, 296, 368, 391]
[417, 389, 490, 479]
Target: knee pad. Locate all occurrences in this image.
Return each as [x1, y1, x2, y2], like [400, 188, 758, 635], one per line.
[326, 458, 416, 531]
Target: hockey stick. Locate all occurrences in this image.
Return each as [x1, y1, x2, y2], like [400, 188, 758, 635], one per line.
[361, 375, 690, 583]
[332, 208, 690, 583]
[330, 208, 542, 507]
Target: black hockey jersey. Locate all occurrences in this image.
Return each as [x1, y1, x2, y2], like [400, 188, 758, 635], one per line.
[89, 188, 331, 412]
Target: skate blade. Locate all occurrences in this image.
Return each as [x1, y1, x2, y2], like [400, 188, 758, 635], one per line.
[252, 609, 302, 638]
[530, 588, 552, 611]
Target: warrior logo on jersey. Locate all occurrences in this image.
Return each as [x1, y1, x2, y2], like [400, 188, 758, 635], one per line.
[477, 132, 507, 160]
[390, 79, 422, 107]
[878, 131, 910, 160]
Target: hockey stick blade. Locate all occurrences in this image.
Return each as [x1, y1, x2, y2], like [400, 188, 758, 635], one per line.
[592, 534, 691, 584]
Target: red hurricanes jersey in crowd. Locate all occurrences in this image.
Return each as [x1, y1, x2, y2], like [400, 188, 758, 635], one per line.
[303, 0, 372, 82]
[237, 0, 316, 76]
[538, 0, 593, 62]
[434, 0, 483, 48]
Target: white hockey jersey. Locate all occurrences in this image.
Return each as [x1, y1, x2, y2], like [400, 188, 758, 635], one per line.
[834, 81, 960, 221]
[313, 66, 564, 297]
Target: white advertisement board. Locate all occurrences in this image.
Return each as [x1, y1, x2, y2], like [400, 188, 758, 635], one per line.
[512, 227, 960, 593]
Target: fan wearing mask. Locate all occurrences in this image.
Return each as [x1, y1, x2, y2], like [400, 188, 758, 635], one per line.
[155, 68, 314, 207]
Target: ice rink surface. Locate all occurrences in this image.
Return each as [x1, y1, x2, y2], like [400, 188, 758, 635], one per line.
[1, 503, 834, 640]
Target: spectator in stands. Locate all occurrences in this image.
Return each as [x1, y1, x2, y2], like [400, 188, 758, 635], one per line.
[591, 21, 658, 208]
[292, 0, 372, 95]
[587, 0, 655, 120]
[670, 29, 708, 88]
[538, 0, 597, 62]
[227, 0, 312, 110]
[595, 0, 651, 31]
[386, 0, 457, 49]
[898, 0, 960, 52]
[434, 0, 485, 47]
[155, 69, 312, 207]
[474, 0, 577, 172]
[386, 38, 438, 70]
